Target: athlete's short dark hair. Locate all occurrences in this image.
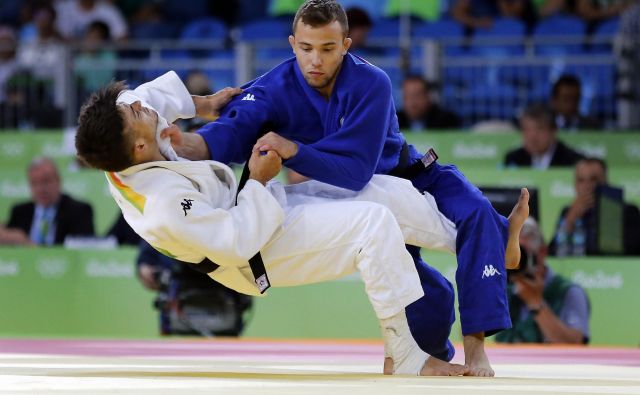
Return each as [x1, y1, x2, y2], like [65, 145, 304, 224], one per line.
[76, 81, 134, 172]
[292, 0, 348, 37]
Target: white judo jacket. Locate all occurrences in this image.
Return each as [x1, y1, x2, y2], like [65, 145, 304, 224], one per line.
[108, 71, 285, 296]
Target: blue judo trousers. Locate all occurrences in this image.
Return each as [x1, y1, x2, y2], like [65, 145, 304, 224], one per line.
[403, 161, 511, 362]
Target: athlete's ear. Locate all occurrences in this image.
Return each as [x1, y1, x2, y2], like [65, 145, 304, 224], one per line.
[342, 37, 352, 55]
[288, 35, 295, 53]
[132, 136, 147, 164]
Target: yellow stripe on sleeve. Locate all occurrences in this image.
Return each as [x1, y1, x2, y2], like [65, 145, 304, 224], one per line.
[105, 172, 147, 214]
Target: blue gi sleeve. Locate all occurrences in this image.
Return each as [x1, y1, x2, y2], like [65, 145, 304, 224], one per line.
[284, 71, 392, 191]
[196, 86, 277, 165]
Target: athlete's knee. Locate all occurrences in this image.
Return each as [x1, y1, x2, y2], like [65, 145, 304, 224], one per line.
[367, 202, 401, 232]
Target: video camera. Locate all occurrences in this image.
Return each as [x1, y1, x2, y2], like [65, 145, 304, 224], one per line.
[153, 263, 253, 337]
[137, 241, 252, 337]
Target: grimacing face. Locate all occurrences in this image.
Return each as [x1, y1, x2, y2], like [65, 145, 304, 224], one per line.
[289, 20, 351, 98]
[118, 100, 158, 143]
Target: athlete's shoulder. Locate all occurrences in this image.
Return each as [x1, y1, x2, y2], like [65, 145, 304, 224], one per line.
[337, 53, 392, 98]
[247, 57, 297, 87]
[343, 53, 391, 87]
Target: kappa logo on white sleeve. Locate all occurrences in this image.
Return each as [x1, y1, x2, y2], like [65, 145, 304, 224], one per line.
[481, 264, 501, 279]
[241, 93, 255, 102]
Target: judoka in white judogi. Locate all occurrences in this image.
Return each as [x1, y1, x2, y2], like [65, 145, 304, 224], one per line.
[104, 72, 461, 375]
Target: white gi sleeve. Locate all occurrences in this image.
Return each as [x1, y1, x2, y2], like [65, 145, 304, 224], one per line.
[118, 71, 195, 122]
[148, 179, 285, 267]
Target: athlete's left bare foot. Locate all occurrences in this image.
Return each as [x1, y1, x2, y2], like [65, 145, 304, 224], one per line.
[505, 188, 530, 269]
[463, 332, 495, 377]
[383, 356, 469, 376]
[383, 357, 393, 375]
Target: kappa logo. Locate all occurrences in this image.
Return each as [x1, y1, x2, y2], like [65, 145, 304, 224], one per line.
[181, 198, 194, 216]
[481, 264, 501, 279]
[241, 93, 256, 102]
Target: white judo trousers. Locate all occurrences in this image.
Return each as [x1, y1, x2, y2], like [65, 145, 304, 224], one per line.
[257, 199, 425, 320]
[253, 174, 457, 322]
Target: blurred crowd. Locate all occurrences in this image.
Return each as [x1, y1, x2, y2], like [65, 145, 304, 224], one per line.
[0, 0, 639, 129]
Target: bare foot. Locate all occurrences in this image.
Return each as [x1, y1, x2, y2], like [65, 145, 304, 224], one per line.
[420, 357, 469, 376]
[383, 357, 468, 376]
[383, 357, 393, 375]
[505, 188, 530, 269]
[463, 333, 494, 377]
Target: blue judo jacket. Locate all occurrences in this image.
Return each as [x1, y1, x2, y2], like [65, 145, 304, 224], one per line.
[197, 53, 412, 191]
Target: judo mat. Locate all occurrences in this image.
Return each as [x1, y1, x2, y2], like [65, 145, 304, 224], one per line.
[1, 338, 639, 394]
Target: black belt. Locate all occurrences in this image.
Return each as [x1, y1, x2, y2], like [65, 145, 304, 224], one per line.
[389, 142, 439, 180]
[184, 159, 271, 294]
[186, 127, 273, 294]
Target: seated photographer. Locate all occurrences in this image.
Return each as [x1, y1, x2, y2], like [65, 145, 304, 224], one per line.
[548, 158, 640, 256]
[136, 241, 252, 337]
[496, 218, 590, 344]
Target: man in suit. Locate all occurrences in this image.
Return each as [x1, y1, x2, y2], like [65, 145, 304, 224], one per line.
[548, 157, 640, 256]
[504, 104, 584, 169]
[6, 157, 95, 246]
[396, 75, 461, 132]
[550, 75, 601, 131]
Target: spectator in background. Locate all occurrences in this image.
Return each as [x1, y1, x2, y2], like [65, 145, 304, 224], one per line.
[396, 75, 461, 131]
[537, 0, 634, 28]
[617, 1, 640, 129]
[548, 157, 640, 256]
[452, 0, 536, 31]
[1, 69, 66, 129]
[15, 4, 65, 122]
[550, 74, 601, 131]
[74, 21, 116, 100]
[504, 104, 584, 169]
[345, 7, 372, 51]
[185, 70, 214, 96]
[536, 0, 580, 18]
[136, 240, 253, 336]
[6, 157, 94, 246]
[496, 217, 590, 344]
[0, 26, 17, 104]
[574, 0, 635, 22]
[340, 0, 386, 20]
[55, 0, 128, 41]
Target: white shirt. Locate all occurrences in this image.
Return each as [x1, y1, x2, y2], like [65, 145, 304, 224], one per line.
[531, 143, 557, 170]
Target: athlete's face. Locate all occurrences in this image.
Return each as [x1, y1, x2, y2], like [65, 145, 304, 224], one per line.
[118, 100, 158, 141]
[289, 20, 351, 98]
[118, 100, 161, 163]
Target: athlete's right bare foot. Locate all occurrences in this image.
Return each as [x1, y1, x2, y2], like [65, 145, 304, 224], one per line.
[383, 357, 469, 376]
[420, 356, 469, 376]
[505, 188, 530, 269]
